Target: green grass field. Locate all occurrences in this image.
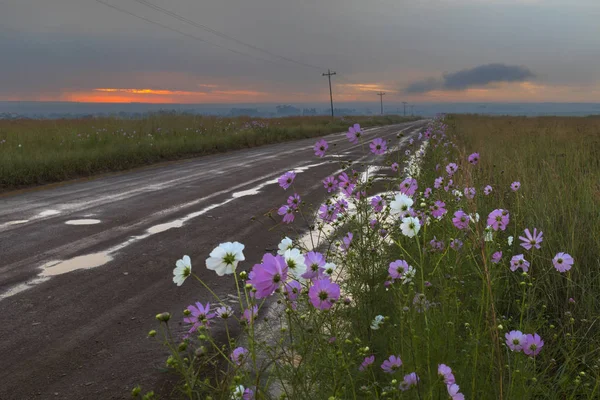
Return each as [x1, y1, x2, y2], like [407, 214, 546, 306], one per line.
[0, 114, 417, 191]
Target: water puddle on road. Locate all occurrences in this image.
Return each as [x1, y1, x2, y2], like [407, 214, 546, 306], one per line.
[2, 220, 29, 226]
[38, 210, 61, 217]
[40, 252, 113, 276]
[65, 219, 101, 225]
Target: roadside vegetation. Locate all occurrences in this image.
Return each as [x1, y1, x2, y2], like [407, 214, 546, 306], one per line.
[139, 115, 599, 399]
[0, 114, 416, 191]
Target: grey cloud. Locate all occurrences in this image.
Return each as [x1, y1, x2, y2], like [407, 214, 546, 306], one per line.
[405, 64, 535, 93]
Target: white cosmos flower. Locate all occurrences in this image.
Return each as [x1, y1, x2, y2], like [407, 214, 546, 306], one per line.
[470, 213, 480, 223]
[231, 385, 245, 399]
[452, 189, 463, 198]
[402, 266, 416, 284]
[277, 237, 293, 255]
[284, 248, 307, 279]
[484, 226, 493, 242]
[323, 262, 337, 277]
[390, 193, 413, 216]
[508, 236, 514, 246]
[371, 315, 385, 330]
[400, 217, 421, 238]
[173, 255, 192, 286]
[205, 242, 245, 276]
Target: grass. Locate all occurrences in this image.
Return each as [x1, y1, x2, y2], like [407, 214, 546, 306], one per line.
[0, 114, 417, 191]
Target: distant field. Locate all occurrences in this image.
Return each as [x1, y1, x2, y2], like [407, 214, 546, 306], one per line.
[0, 114, 417, 191]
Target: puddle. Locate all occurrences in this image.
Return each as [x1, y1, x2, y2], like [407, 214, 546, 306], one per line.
[0, 276, 50, 301]
[65, 219, 101, 225]
[41, 252, 114, 276]
[38, 210, 60, 217]
[2, 220, 29, 226]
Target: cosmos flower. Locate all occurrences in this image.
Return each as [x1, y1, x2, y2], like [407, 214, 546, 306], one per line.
[519, 228, 543, 250]
[523, 333, 544, 357]
[401, 217, 421, 237]
[491, 251, 503, 264]
[230, 347, 249, 366]
[302, 251, 326, 280]
[381, 355, 403, 373]
[206, 242, 245, 276]
[184, 301, 215, 332]
[434, 176, 444, 189]
[277, 237, 293, 255]
[341, 232, 353, 252]
[484, 185, 493, 195]
[323, 176, 339, 193]
[249, 254, 288, 298]
[399, 372, 419, 391]
[370, 315, 385, 330]
[215, 306, 233, 319]
[431, 200, 447, 219]
[553, 252, 574, 272]
[308, 279, 340, 310]
[400, 178, 418, 196]
[511, 181, 521, 191]
[278, 171, 296, 190]
[278, 205, 295, 224]
[370, 138, 387, 155]
[390, 193, 414, 217]
[359, 355, 375, 371]
[314, 139, 328, 157]
[388, 260, 409, 280]
[510, 254, 530, 272]
[487, 209, 510, 231]
[446, 163, 458, 176]
[284, 280, 302, 301]
[346, 123, 361, 143]
[371, 196, 385, 213]
[505, 330, 526, 352]
[284, 248, 307, 279]
[468, 152, 479, 165]
[464, 187, 476, 199]
[287, 193, 301, 209]
[391, 162, 399, 172]
[452, 210, 470, 230]
[173, 255, 192, 286]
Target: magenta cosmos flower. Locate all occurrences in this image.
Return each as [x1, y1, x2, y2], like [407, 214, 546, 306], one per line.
[487, 209, 510, 231]
[278, 171, 296, 190]
[438, 364, 455, 384]
[491, 251, 502, 264]
[287, 193, 300, 209]
[464, 187, 476, 199]
[370, 138, 387, 155]
[450, 238, 463, 251]
[278, 205, 294, 224]
[505, 330, 526, 351]
[241, 305, 258, 324]
[230, 346, 249, 366]
[431, 200, 447, 219]
[341, 232, 353, 252]
[519, 228, 543, 250]
[448, 384, 465, 400]
[484, 185, 493, 195]
[314, 139, 328, 157]
[452, 210, 470, 230]
[446, 163, 458, 176]
[250, 254, 288, 299]
[323, 176, 338, 193]
[510, 254, 530, 272]
[388, 259, 409, 280]
[284, 280, 302, 301]
[303, 251, 326, 279]
[381, 355, 403, 373]
[553, 252, 574, 272]
[318, 203, 337, 223]
[424, 187, 432, 198]
[391, 162, 399, 172]
[523, 333, 544, 356]
[371, 196, 385, 213]
[511, 181, 521, 191]
[400, 177, 418, 196]
[399, 372, 419, 391]
[346, 123, 361, 143]
[468, 152, 479, 165]
[359, 355, 375, 371]
[434, 176, 444, 189]
[308, 279, 340, 310]
[184, 302, 215, 332]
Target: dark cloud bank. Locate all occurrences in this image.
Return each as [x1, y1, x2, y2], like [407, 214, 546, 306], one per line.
[405, 63, 535, 93]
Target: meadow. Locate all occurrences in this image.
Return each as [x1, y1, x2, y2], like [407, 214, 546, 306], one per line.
[0, 114, 415, 191]
[137, 115, 599, 399]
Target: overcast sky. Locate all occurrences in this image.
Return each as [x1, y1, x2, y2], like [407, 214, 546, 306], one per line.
[2, 0, 600, 103]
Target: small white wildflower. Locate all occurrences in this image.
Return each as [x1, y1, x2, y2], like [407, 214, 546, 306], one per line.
[231, 385, 245, 399]
[173, 255, 192, 286]
[371, 315, 385, 330]
[508, 236, 514, 246]
[452, 189, 463, 198]
[484, 226, 493, 242]
[469, 213, 480, 223]
[402, 266, 416, 284]
[277, 237, 293, 255]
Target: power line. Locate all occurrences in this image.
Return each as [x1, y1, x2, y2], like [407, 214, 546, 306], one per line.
[94, 0, 293, 68]
[132, 0, 324, 71]
[322, 69, 337, 118]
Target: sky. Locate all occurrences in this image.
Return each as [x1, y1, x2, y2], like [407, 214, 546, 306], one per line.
[2, 0, 600, 104]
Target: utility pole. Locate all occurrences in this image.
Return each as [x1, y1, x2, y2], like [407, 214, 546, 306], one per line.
[322, 69, 337, 118]
[402, 101, 408, 116]
[376, 92, 386, 115]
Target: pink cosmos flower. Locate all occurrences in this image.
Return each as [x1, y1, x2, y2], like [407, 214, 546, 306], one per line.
[400, 178, 418, 196]
[468, 152, 479, 165]
[287, 193, 301, 209]
[484, 185, 493, 195]
[249, 254, 288, 298]
[447, 384, 465, 400]
[388, 259, 409, 280]
[284, 280, 302, 301]
[278, 171, 296, 190]
[487, 209, 510, 231]
[338, 172, 355, 196]
[424, 187, 432, 198]
[278, 205, 294, 224]
[464, 187, 476, 199]
[452, 210, 470, 230]
[431, 200, 447, 219]
[429, 237, 444, 252]
[434, 176, 444, 189]
[241, 305, 258, 325]
[491, 251, 503, 264]
[450, 239, 463, 251]
[446, 163, 458, 176]
[318, 204, 337, 223]
[391, 162, 399, 172]
[346, 123, 361, 143]
[553, 252, 574, 272]
[438, 364, 455, 384]
[523, 333, 544, 357]
[243, 388, 254, 400]
[308, 279, 340, 310]
[314, 139, 328, 157]
[511, 181, 521, 191]
[359, 355, 375, 371]
[510, 254, 530, 272]
[335, 198, 349, 214]
[371, 196, 385, 213]
[230, 347, 249, 366]
[341, 232, 353, 252]
[399, 372, 419, 391]
[302, 251, 326, 280]
[184, 302, 215, 332]
[381, 355, 403, 373]
[323, 176, 338, 193]
[505, 330, 526, 351]
[519, 228, 543, 250]
[370, 138, 387, 155]
[215, 306, 233, 319]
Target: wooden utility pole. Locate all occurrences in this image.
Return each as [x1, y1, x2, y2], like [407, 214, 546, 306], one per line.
[377, 92, 386, 115]
[322, 69, 337, 117]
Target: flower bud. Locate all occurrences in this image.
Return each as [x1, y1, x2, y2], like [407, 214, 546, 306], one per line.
[155, 312, 171, 322]
[131, 386, 142, 397]
[183, 309, 191, 316]
[148, 330, 157, 337]
[178, 342, 187, 352]
[239, 271, 248, 279]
